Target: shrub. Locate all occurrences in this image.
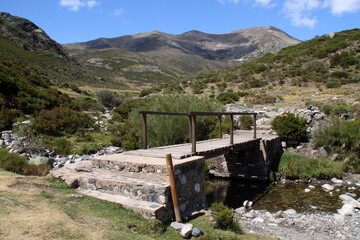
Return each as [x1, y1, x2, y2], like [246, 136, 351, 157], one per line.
[22, 164, 51, 176]
[32, 107, 93, 136]
[0, 148, 28, 174]
[313, 120, 360, 173]
[49, 138, 73, 155]
[81, 143, 103, 154]
[209, 202, 242, 233]
[0, 107, 19, 130]
[278, 152, 343, 179]
[239, 115, 253, 130]
[325, 79, 341, 88]
[96, 90, 121, 109]
[216, 92, 239, 104]
[125, 95, 224, 148]
[305, 100, 350, 116]
[303, 60, 328, 74]
[272, 113, 308, 144]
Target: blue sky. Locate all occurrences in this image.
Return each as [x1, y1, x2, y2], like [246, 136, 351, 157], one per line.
[1, 0, 360, 43]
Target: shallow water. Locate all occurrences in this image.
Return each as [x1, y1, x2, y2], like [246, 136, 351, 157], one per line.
[206, 178, 360, 213]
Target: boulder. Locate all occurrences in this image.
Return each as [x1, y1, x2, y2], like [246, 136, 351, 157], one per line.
[331, 178, 343, 184]
[338, 204, 354, 216]
[29, 156, 50, 165]
[170, 222, 184, 230]
[322, 184, 335, 191]
[191, 228, 203, 237]
[282, 209, 297, 217]
[235, 207, 246, 215]
[180, 224, 193, 238]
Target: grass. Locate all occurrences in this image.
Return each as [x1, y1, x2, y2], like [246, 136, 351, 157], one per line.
[0, 169, 271, 240]
[278, 151, 343, 180]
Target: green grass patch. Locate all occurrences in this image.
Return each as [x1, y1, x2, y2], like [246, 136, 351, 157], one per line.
[278, 151, 343, 180]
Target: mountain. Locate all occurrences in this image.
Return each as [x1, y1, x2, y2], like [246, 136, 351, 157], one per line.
[0, 12, 119, 88]
[64, 27, 300, 87]
[0, 12, 73, 62]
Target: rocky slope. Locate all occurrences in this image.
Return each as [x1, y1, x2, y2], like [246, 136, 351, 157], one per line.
[0, 12, 74, 62]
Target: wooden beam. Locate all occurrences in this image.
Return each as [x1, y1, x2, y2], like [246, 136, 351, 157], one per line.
[165, 154, 182, 222]
[253, 113, 257, 139]
[188, 115, 192, 143]
[191, 115, 196, 154]
[142, 113, 148, 149]
[230, 115, 234, 145]
[218, 116, 222, 139]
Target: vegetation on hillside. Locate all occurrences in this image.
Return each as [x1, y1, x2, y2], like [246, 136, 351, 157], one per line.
[151, 29, 360, 97]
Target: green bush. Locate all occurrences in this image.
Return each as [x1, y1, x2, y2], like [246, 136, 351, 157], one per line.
[96, 90, 121, 109]
[0, 148, 28, 174]
[216, 92, 239, 104]
[125, 95, 224, 148]
[0, 107, 19, 130]
[272, 113, 308, 144]
[239, 115, 253, 130]
[49, 138, 73, 155]
[313, 120, 360, 173]
[325, 79, 342, 88]
[278, 152, 343, 179]
[81, 143, 103, 154]
[305, 100, 350, 116]
[32, 107, 93, 136]
[209, 202, 242, 233]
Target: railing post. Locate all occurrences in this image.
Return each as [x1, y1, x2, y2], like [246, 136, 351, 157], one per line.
[142, 113, 148, 149]
[166, 154, 182, 222]
[191, 114, 196, 154]
[188, 115, 192, 143]
[218, 115, 222, 138]
[253, 113, 257, 139]
[230, 114, 234, 145]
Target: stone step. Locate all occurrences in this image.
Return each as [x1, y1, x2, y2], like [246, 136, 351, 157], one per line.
[77, 189, 172, 222]
[78, 170, 170, 204]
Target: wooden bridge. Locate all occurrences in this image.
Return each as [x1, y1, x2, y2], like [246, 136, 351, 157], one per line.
[52, 111, 282, 222]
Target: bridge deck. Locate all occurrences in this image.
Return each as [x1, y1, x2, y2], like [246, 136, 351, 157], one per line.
[124, 131, 273, 159]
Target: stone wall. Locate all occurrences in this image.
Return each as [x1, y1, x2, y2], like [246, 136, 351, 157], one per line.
[173, 157, 207, 220]
[209, 137, 283, 181]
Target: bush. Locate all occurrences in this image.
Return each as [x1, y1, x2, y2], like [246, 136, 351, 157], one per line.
[49, 138, 73, 155]
[96, 90, 121, 109]
[81, 143, 103, 154]
[278, 152, 343, 179]
[32, 107, 94, 136]
[272, 113, 308, 144]
[209, 202, 242, 233]
[313, 120, 360, 173]
[125, 95, 224, 148]
[239, 115, 253, 130]
[216, 92, 239, 104]
[0, 148, 28, 174]
[325, 79, 341, 88]
[0, 107, 19, 130]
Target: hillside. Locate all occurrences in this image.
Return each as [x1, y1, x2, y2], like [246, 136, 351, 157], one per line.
[0, 12, 123, 89]
[153, 29, 360, 105]
[64, 27, 300, 87]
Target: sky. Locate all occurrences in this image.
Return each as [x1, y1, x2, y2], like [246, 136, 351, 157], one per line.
[1, 0, 360, 44]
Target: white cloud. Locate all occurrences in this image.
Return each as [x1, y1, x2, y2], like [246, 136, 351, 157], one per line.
[112, 8, 125, 17]
[283, 0, 321, 28]
[325, 0, 360, 15]
[59, 0, 99, 11]
[255, 0, 273, 6]
[217, 0, 240, 4]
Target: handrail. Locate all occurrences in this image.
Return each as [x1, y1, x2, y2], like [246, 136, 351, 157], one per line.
[139, 111, 257, 154]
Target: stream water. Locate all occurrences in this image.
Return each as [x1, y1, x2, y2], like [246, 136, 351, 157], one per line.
[205, 178, 360, 213]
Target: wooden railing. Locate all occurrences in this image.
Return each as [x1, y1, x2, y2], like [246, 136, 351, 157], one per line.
[139, 111, 257, 154]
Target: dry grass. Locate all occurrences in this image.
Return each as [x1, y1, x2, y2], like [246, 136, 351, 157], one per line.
[0, 171, 108, 240]
[0, 170, 272, 240]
